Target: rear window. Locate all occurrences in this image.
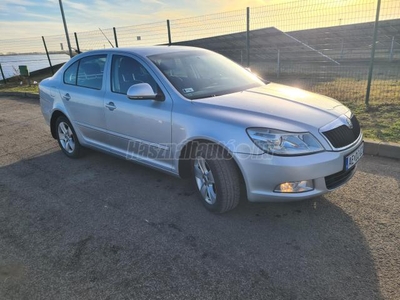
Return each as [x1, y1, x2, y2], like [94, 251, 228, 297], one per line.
[63, 55, 107, 90]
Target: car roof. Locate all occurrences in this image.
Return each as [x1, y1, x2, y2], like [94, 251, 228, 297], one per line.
[81, 46, 207, 57]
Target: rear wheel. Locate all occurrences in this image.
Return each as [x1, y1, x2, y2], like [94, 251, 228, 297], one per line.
[192, 144, 241, 213]
[55, 116, 82, 158]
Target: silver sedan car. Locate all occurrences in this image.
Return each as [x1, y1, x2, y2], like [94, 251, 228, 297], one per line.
[39, 46, 363, 213]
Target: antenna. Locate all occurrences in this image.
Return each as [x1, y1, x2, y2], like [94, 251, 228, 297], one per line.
[99, 28, 114, 48]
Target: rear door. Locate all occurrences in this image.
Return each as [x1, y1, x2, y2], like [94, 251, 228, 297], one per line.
[58, 54, 109, 149]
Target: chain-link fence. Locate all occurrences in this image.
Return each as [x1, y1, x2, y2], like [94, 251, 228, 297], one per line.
[171, 9, 247, 43]
[0, 0, 399, 108]
[115, 21, 168, 47]
[0, 34, 70, 80]
[244, 0, 400, 106]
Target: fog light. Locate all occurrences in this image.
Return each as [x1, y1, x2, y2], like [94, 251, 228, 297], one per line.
[274, 180, 314, 193]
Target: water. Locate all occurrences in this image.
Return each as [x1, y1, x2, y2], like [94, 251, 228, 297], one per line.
[0, 54, 70, 79]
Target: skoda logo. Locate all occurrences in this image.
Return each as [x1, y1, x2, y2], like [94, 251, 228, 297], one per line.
[345, 117, 353, 129]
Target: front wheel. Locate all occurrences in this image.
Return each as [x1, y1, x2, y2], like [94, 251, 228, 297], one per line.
[192, 144, 241, 213]
[55, 116, 82, 158]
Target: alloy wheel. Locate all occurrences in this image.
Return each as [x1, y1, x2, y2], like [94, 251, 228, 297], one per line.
[193, 156, 217, 205]
[58, 121, 75, 154]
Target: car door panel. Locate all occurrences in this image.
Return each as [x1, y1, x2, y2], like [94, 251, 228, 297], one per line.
[104, 55, 173, 170]
[58, 54, 109, 149]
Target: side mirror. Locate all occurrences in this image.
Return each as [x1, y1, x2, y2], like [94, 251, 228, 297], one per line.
[127, 83, 164, 101]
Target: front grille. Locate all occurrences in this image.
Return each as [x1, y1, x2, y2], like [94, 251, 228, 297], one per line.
[322, 115, 361, 148]
[325, 166, 356, 190]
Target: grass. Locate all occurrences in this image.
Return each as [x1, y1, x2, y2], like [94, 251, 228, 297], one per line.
[1, 75, 399, 143]
[0, 83, 39, 94]
[0, 72, 49, 94]
[311, 78, 400, 143]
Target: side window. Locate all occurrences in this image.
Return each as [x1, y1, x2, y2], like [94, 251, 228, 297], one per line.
[111, 55, 158, 95]
[63, 61, 79, 85]
[76, 55, 107, 90]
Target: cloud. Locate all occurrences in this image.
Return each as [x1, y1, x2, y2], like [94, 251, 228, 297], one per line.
[0, 20, 65, 46]
[140, 0, 165, 5]
[2, 0, 38, 6]
[0, 0, 268, 41]
[14, 5, 27, 13]
[63, 0, 89, 11]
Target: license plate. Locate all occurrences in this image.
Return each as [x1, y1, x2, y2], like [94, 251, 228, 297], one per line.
[345, 143, 364, 170]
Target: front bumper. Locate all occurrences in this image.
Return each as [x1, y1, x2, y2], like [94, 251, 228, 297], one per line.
[234, 136, 363, 202]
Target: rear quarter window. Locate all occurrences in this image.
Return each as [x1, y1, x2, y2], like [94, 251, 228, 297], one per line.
[63, 61, 79, 85]
[63, 55, 107, 90]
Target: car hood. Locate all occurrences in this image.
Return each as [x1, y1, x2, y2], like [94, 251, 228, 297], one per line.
[193, 83, 349, 130]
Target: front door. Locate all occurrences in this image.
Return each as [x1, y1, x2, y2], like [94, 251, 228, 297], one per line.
[103, 54, 173, 172]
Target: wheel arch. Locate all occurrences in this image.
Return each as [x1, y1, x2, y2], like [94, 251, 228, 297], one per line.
[178, 139, 247, 194]
[50, 110, 68, 139]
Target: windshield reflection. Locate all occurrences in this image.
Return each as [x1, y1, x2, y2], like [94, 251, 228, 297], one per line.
[149, 50, 264, 100]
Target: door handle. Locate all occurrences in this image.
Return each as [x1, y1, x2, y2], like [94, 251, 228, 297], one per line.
[62, 93, 71, 101]
[105, 102, 116, 111]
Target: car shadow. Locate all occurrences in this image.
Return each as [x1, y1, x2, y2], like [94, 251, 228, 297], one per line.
[0, 148, 384, 299]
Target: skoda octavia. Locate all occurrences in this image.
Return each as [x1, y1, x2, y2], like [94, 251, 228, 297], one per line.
[39, 46, 363, 213]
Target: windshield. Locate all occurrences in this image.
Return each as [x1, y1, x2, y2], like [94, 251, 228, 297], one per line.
[148, 50, 264, 100]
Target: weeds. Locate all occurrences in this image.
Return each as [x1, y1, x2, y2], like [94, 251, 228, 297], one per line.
[311, 78, 400, 142]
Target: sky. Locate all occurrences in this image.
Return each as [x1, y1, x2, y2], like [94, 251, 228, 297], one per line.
[0, 0, 399, 42]
[0, 0, 277, 40]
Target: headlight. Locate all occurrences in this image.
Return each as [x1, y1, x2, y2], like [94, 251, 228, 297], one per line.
[246, 128, 324, 155]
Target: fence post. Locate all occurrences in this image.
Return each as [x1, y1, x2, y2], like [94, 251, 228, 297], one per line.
[0, 64, 6, 84]
[42, 36, 54, 75]
[58, 0, 73, 58]
[340, 39, 344, 59]
[167, 20, 172, 45]
[246, 7, 250, 67]
[113, 27, 119, 48]
[74, 32, 80, 53]
[277, 49, 281, 78]
[389, 36, 394, 62]
[365, 0, 381, 107]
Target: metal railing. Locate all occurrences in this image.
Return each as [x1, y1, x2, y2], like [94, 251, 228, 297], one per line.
[0, 0, 399, 105]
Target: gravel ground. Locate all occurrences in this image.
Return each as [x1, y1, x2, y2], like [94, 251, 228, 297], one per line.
[0, 96, 399, 300]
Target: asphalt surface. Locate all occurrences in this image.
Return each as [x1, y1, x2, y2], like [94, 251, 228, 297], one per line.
[0, 96, 399, 300]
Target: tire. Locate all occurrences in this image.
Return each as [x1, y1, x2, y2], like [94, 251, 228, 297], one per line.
[55, 116, 82, 158]
[192, 143, 241, 213]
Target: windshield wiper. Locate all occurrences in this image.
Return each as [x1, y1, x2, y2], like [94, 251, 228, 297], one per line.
[259, 78, 270, 84]
[191, 94, 218, 100]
